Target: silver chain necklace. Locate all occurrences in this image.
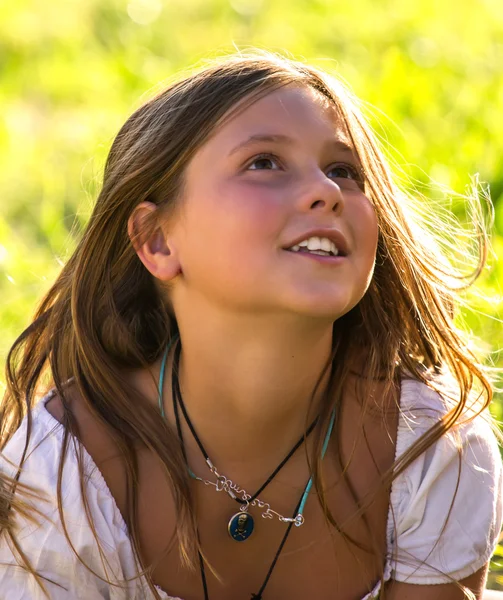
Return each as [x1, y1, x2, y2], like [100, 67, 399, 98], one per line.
[189, 457, 306, 526]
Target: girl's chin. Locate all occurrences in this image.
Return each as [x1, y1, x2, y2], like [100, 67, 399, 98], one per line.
[280, 299, 356, 321]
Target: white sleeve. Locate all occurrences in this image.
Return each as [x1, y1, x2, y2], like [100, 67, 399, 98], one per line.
[389, 382, 503, 584]
[0, 505, 112, 600]
[0, 404, 145, 599]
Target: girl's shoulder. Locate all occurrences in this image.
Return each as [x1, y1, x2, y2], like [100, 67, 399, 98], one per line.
[388, 374, 503, 585]
[0, 387, 128, 538]
[2, 386, 126, 504]
[1, 388, 75, 482]
[397, 373, 499, 455]
[0, 389, 152, 599]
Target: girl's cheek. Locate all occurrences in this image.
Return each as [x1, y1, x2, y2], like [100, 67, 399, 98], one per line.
[355, 194, 378, 223]
[229, 181, 285, 216]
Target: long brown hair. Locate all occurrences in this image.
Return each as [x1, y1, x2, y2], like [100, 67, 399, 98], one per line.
[0, 50, 494, 597]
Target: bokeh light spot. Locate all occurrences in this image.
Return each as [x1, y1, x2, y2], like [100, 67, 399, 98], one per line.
[127, 0, 163, 25]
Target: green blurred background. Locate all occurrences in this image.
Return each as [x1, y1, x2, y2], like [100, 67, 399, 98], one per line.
[1, 0, 502, 588]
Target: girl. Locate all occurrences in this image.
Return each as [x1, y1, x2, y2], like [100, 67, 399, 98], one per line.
[0, 51, 501, 600]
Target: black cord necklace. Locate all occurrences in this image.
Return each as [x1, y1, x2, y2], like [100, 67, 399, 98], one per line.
[171, 337, 320, 542]
[160, 337, 337, 600]
[170, 339, 317, 600]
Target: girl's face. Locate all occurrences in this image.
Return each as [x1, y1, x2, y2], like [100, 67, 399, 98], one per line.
[168, 84, 378, 320]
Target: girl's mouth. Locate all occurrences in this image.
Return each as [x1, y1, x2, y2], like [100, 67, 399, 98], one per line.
[283, 233, 348, 259]
[283, 248, 346, 264]
[288, 246, 338, 257]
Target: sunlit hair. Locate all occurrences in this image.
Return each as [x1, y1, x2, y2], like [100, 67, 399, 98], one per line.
[0, 50, 494, 598]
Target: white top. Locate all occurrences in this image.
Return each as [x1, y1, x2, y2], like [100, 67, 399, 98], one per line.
[0, 378, 502, 599]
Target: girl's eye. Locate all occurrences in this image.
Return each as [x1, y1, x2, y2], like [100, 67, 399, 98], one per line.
[247, 154, 281, 171]
[326, 163, 361, 181]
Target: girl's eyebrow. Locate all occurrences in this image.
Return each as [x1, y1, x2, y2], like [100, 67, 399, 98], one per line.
[228, 133, 357, 157]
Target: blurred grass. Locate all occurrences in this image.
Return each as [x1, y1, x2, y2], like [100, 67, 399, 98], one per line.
[0, 0, 502, 587]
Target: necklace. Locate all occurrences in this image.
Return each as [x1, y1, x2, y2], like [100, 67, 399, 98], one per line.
[168, 338, 324, 541]
[157, 336, 336, 599]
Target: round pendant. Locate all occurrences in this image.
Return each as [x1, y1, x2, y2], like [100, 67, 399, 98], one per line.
[228, 511, 254, 541]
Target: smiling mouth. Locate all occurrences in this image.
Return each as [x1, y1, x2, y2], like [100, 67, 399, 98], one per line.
[283, 234, 348, 258]
[286, 247, 338, 257]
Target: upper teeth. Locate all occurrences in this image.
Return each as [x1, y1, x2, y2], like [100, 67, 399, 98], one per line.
[289, 236, 339, 255]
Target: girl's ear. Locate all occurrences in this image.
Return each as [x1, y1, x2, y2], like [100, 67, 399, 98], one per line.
[127, 201, 182, 282]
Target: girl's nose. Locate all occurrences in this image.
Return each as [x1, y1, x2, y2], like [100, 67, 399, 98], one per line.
[297, 172, 345, 215]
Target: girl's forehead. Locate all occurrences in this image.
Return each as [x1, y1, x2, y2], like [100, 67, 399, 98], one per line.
[206, 85, 351, 149]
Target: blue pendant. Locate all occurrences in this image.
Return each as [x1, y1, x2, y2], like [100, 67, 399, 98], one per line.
[228, 511, 254, 541]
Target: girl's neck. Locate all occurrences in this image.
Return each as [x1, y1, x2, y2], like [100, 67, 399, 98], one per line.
[165, 310, 335, 469]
